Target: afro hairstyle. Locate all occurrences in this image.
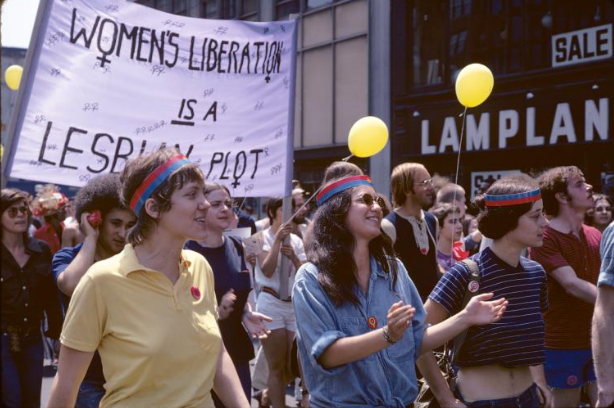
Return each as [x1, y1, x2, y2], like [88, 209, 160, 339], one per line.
[74, 173, 128, 223]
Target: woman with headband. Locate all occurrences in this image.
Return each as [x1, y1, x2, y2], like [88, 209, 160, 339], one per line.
[47, 149, 250, 408]
[418, 174, 552, 408]
[292, 175, 508, 408]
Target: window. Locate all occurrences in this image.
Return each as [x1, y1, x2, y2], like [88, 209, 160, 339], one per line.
[288, 0, 369, 148]
[240, 0, 259, 20]
[412, 0, 446, 86]
[307, 0, 333, 12]
[172, 0, 187, 15]
[201, 0, 218, 18]
[221, 0, 238, 19]
[276, 0, 300, 21]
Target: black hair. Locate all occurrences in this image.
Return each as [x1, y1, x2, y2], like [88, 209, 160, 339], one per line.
[307, 182, 397, 306]
[1, 188, 32, 243]
[475, 174, 540, 240]
[74, 173, 127, 223]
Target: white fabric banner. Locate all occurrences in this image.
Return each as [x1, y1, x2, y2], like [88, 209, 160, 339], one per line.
[7, 0, 297, 197]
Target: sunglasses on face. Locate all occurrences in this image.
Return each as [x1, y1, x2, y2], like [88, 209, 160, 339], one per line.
[6, 206, 30, 218]
[357, 193, 386, 209]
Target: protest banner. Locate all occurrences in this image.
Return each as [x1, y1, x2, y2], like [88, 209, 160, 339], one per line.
[3, 0, 297, 197]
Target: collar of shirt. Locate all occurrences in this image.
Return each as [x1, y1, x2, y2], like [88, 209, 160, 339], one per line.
[118, 244, 192, 277]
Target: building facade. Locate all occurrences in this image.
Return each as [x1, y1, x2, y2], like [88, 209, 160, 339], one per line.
[391, 0, 614, 198]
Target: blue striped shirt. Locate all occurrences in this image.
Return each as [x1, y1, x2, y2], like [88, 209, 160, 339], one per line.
[429, 247, 548, 368]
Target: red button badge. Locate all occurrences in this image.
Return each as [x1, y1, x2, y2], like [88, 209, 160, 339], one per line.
[191, 286, 201, 300]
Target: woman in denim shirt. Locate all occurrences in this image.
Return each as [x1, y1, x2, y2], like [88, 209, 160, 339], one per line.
[292, 175, 508, 408]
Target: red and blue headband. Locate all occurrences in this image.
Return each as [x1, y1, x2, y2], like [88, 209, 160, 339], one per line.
[485, 188, 541, 207]
[317, 175, 373, 206]
[130, 154, 191, 214]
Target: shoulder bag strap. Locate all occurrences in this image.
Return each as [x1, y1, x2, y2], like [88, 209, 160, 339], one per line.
[450, 258, 481, 365]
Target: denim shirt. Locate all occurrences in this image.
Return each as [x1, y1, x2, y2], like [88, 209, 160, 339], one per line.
[293, 257, 427, 408]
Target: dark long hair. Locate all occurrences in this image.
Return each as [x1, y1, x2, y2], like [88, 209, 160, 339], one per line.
[307, 187, 398, 306]
[1, 188, 32, 244]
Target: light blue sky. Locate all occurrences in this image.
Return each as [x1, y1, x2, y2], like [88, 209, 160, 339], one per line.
[2, 0, 40, 49]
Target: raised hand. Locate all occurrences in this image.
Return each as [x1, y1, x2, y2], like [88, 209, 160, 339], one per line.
[80, 212, 100, 240]
[462, 293, 508, 326]
[218, 289, 237, 320]
[242, 311, 273, 339]
[386, 301, 416, 343]
[275, 223, 293, 243]
[246, 252, 257, 268]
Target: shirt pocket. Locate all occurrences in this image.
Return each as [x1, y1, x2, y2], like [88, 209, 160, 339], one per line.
[339, 316, 376, 361]
[386, 325, 415, 362]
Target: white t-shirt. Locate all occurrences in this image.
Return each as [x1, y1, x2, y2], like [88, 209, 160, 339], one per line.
[256, 228, 306, 294]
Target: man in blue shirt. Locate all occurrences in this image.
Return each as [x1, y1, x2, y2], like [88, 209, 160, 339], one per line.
[52, 174, 136, 408]
[593, 221, 614, 408]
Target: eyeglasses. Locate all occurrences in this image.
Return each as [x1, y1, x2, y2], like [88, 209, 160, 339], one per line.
[357, 193, 386, 209]
[595, 206, 612, 213]
[414, 179, 434, 188]
[6, 206, 30, 218]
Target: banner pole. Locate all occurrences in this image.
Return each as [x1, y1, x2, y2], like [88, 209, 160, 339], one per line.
[1, 0, 52, 188]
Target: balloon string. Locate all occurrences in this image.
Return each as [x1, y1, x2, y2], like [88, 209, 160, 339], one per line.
[282, 153, 354, 228]
[449, 106, 468, 265]
[282, 185, 321, 228]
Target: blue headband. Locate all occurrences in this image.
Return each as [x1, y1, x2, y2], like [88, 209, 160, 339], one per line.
[317, 175, 373, 206]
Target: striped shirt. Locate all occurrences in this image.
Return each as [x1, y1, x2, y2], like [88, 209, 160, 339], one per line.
[429, 247, 548, 368]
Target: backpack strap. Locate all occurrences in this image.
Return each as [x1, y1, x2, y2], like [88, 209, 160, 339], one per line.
[450, 258, 481, 365]
[227, 235, 248, 272]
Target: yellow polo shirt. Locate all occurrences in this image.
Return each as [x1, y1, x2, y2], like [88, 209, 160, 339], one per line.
[61, 244, 221, 408]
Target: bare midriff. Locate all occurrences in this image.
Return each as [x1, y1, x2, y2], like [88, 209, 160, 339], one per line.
[456, 364, 533, 402]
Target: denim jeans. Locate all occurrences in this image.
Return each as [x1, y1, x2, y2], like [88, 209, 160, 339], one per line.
[75, 380, 105, 408]
[1, 331, 44, 408]
[455, 383, 541, 408]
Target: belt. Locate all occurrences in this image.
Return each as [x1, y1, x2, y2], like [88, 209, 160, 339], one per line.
[262, 286, 292, 302]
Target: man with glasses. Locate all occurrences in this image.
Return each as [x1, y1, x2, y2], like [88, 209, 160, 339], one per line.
[382, 162, 439, 301]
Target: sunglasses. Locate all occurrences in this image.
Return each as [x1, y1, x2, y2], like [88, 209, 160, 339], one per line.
[357, 193, 386, 209]
[6, 205, 30, 218]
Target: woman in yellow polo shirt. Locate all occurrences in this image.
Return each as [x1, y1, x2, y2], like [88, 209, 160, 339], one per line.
[47, 149, 250, 408]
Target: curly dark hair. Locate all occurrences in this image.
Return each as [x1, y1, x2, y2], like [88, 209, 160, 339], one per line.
[307, 185, 398, 306]
[119, 148, 204, 245]
[74, 173, 127, 223]
[475, 174, 540, 240]
[537, 166, 584, 217]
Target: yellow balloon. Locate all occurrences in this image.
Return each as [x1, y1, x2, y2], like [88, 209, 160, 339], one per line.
[5, 65, 23, 91]
[348, 116, 389, 158]
[455, 63, 494, 108]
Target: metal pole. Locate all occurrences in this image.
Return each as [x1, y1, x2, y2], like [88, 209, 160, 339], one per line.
[1, 0, 51, 188]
